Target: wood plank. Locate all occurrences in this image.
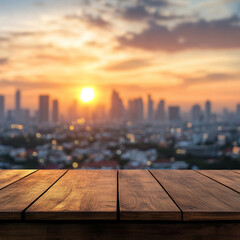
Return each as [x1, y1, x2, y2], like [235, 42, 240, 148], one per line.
[119, 170, 181, 220]
[26, 170, 117, 220]
[197, 170, 240, 193]
[0, 170, 66, 220]
[0, 170, 36, 189]
[233, 170, 240, 175]
[151, 170, 240, 221]
[0, 222, 240, 240]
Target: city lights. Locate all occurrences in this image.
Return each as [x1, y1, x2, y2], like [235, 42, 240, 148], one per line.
[72, 162, 78, 168]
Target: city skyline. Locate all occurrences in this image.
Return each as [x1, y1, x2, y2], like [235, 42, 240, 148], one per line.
[0, 89, 240, 124]
[0, 0, 240, 111]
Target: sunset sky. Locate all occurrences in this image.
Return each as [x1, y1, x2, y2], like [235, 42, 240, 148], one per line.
[0, 0, 240, 113]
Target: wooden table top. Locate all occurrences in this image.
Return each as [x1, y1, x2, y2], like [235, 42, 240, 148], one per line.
[0, 169, 239, 221]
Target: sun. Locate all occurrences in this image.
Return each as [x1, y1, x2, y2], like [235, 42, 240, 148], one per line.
[80, 87, 95, 103]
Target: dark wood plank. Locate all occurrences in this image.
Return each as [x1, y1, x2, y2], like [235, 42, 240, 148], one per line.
[197, 170, 240, 193]
[0, 170, 36, 189]
[0, 170, 66, 220]
[26, 170, 117, 220]
[151, 170, 240, 221]
[0, 222, 240, 240]
[119, 170, 181, 220]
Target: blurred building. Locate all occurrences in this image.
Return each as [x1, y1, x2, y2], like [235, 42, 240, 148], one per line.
[147, 94, 154, 122]
[156, 99, 165, 122]
[168, 106, 181, 122]
[21, 109, 30, 123]
[39, 95, 49, 123]
[15, 89, 22, 122]
[0, 95, 4, 123]
[7, 110, 14, 122]
[237, 103, 240, 117]
[191, 104, 202, 122]
[205, 100, 211, 122]
[110, 90, 125, 120]
[52, 99, 59, 123]
[128, 98, 144, 122]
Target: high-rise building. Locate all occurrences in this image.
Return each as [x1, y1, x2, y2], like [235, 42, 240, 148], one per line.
[0, 95, 4, 123]
[191, 104, 202, 122]
[52, 99, 59, 123]
[7, 110, 14, 122]
[128, 97, 144, 122]
[15, 89, 22, 122]
[222, 108, 229, 122]
[168, 106, 181, 122]
[15, 89, 21, 112]
[237, 104, 240, 115]
[155, 99, 165, 122]
[21, 109, 30, 123]
[205, 100, 211, 122]
[147, 94, 154, 122]
[39, 95, 49, 123]
[110, 90, 125, 120]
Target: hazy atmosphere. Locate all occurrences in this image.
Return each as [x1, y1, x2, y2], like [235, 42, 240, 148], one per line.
[1, 0, 240, 112]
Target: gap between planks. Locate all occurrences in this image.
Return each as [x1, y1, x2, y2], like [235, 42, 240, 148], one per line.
[0, 170, 38, 191]
[195, 170, 240, 195]
[21, 170, 69, 221]
[148, 170, 184, 221]
[8, 169, 240, 222]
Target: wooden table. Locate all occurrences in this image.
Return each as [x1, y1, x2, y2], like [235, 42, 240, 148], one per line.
[0, 170, 239, 240]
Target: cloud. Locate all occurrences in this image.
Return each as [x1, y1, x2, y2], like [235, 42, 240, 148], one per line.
[118, 1, 183, 22]
[65, 14, 111, 29]
[103, 58, 152, 71]
[0, 58, 8, 65]
[0, 37, 9, 42]
[33, 1, 45, 7]
[120, 5, 150, 21]
[137, 0, 169, 7]
[0, 78, 79, 90]
[183, 73, 240, 85]
[34, 53, 98, 65]
[118, 16, 240, 52]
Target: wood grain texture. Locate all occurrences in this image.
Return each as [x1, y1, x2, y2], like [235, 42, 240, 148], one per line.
[0, 170, 36, 189]
[233, 170, 240, 174]
[26, 170, 117, 220]
[197, 170, 240, 193]
[0, 170, 66, 220]
[151, 170, 240, 221]
[0, 222, 240, 240]
[119, 170, 181, 220]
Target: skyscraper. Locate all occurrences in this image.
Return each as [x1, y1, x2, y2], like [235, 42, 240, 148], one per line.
[0, 95, 4, 123]
[52, 99, 59, 123]
[110, 90, 125, 120]
[237, 104, 240, 115]
[39, 95, 49, 123]
[205, 100, 211, 122]
[128, 97, 144, 122]
[15, 89, 21, 112]
[155, 99, 165, 122]
[15, 89, 22, 122]
[147, 94, 154, 122]
[168, 106, 181, 122]
[191, 104, 202, 122]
